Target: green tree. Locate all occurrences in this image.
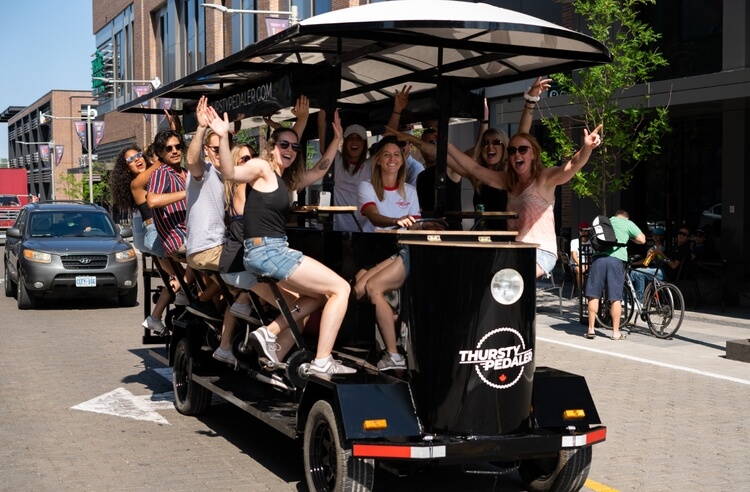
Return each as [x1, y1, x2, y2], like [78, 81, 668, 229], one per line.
[542, 0, 670, 215]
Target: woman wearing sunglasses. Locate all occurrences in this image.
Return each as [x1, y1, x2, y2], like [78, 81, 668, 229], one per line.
[210, 105, 357, 376]
[446, 126, 603, 278]
[110, 145, 179, 336]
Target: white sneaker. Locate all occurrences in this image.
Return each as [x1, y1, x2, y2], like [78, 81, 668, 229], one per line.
[142, 315, 167, 335]
[174, 289, 188, 306]
[229, 302, 261, 324]
[212, 347, 237, 365]
[377, 352, 406, 371]
[249, 326, 281, 365]
[309, 355, 357, 376]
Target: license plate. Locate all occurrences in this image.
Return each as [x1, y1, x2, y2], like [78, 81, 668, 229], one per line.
[75, 276, 97, 288]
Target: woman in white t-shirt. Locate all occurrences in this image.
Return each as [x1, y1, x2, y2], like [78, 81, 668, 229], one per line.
[354, 136, 420, 371]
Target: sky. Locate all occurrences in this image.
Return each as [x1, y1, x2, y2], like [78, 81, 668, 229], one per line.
[0, 1, 94, 160]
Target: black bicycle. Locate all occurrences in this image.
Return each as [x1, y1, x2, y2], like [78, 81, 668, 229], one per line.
[596, 259, 685, 339]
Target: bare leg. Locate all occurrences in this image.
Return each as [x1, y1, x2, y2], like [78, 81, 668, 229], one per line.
[587, 297, 599, 335]
[610, 300, 623, 338]
[358, 257, 406, 354]
[219, 304, 237, 351]
[282, 256, 350, 360]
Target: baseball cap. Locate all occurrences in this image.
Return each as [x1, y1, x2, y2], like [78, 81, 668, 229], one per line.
[653, 227, 665, 235]
[578, 221, 590, 230]
[344, 124, 367, 141]
[373, 135, 406, 154]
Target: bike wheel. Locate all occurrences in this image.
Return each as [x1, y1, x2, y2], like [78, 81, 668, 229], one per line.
[645, 283, 685, 339]
[595, 285, 633, 330]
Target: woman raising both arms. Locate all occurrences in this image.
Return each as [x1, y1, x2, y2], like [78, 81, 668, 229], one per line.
[209, 104, 357, 376]
[449, 126, 603, 277]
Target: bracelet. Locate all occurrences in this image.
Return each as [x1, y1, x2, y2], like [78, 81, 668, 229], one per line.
[524, 103, 536, 110]
[524, 90, 541, 102]
[480, 119, 489, 124]
[392, 111, 401, 115]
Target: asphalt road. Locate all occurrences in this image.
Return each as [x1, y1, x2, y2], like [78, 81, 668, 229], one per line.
[2, 248, 749, 491]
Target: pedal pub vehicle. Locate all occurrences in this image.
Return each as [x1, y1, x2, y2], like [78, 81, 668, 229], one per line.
[121, 2, 612, 491]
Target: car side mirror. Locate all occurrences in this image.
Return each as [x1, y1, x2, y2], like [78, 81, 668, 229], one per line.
[7, 227, 22, 239]
[118, 224, 133, 238]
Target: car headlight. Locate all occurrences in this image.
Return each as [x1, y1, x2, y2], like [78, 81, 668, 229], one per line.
[23, 249, 52, 264]
[115, 248, 136, 262]
[490, 268, 524, 305]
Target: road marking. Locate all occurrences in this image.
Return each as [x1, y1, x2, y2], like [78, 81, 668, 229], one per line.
[585, 478, 620, 491]
[538, 336, 750, 386]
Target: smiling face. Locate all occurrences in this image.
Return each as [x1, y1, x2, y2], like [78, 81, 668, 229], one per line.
[124, 149, 146, 175]
[203, 132, 221, 168]
[272, 130, 300, 169]
[344, 133, 365, 162]
[376, 143, 404, 176]
[507, 135, 535, 178]
[480, 130, 507, 170]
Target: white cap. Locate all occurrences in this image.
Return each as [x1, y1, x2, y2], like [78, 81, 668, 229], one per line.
[344, 124, 367, 141]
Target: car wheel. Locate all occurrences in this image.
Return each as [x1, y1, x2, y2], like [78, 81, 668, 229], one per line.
[173, 338, 212, 416]
[4, 260, 16, 298]
[118, 285, 138, 307]
[17, 273, 37, 310]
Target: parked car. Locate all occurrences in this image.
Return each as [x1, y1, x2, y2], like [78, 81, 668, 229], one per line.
[3, 201, 138, 309]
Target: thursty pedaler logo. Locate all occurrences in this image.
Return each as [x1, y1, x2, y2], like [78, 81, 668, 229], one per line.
[458, 327, 533, 389]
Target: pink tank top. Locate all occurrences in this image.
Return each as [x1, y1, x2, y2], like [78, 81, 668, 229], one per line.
[507, 181, 557, 256]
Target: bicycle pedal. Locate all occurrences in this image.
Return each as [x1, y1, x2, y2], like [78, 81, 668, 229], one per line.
[258, 357, 287, 372]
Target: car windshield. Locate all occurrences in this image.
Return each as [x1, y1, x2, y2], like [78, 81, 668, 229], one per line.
[30, 211, 116, 238]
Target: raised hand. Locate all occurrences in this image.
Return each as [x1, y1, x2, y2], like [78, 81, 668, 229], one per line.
[393, 85, 412, 114]
[583, 124, 603, 149]
[195, 96, 210, 129]
[206, 104, 230, 137]
[529, 77, 552, 98]
[165, 108, 183, 132]
[332, 109, 343, 140]
[291, 95, 309, 120]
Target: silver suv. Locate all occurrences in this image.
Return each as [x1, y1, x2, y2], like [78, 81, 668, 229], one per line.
[3, 201, 138, 309]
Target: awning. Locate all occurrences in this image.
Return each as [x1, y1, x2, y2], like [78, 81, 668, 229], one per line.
[118, 0, 610, 127]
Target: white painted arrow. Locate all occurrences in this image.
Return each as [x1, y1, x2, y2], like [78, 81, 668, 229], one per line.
[71, 386, 174, 424]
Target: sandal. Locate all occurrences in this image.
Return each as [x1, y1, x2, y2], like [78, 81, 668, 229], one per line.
[610, 333, 627, 340]
[584, 332, 596, 339]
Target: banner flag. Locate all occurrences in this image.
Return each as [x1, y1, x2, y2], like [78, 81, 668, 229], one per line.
[93, 121, 106, 151]
[40, 145, 50, 162]
[73, 121, 88, 151]
[55, 145, 64, 166]
[134, 85, 151, 123]
[266, 17, 289, 36]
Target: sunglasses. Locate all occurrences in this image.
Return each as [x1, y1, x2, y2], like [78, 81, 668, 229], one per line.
[507, 145, 531, 156]
[207, 146, 220, 154]
[239, 155, 253, 163]
[277, 140, 301, 152]
[482, 139, 503, 147]
[678, 231, 689, 236]
[125, 152, 143, 163]
[165, 143, 184, 153]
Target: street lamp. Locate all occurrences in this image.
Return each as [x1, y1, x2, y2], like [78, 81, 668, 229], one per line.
[18, 140, 55, 199]
[39, 106, 98, 203]
[92, 76, 162, 90]
[201, 3, 299, 25]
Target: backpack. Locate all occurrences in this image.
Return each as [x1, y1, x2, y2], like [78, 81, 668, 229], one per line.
[589, 215, 627, 252]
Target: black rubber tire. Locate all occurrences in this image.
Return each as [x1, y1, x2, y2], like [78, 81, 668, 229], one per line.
[304, 400, 375, 492]
[118, 285, 139, 307]
[4, 260, 15, 298]
[595, 286, 633, 330]
[645, 283, 685, 339]
[286, 349, 315, 388]
[16, 273, 37, 310]
[173, 338, 212, 416]
[519, 447, 592, 492]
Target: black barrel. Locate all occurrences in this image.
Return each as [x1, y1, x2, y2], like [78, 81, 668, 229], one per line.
[404, 241, 538, 436]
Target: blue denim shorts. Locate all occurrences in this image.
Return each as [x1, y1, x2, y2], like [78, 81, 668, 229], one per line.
[220, 271, 259, 290]
[536, 249, 558, 276]
[390, 245, 410, 276]
[133, 215, 165, 258]
[243, 236, 303, 281]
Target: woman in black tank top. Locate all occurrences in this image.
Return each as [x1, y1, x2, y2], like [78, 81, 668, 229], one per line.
[212, 104, 356, 376]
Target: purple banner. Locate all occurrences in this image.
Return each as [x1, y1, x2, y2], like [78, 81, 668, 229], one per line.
[93, 121, 106, 151]
[266, 17, 289, 36]
[40, 145, 50, 161]
[158, 98, 173, 127]
[134, 85, 151, 123]
[55, 145, 64, 166]
[73, 121, 88, 151]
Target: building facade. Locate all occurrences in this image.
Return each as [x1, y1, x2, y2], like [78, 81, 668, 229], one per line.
[4, 91, 97, 200]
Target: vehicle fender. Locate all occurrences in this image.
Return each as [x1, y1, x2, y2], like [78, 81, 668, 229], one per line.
[531, 367, 601, 428]
[299, 381, 422, 440]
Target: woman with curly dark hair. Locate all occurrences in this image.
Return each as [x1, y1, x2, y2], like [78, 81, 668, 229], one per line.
[109, 144, 177, 335]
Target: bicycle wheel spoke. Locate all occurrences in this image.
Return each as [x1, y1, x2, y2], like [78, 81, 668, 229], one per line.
[645, 283, 684, 339]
